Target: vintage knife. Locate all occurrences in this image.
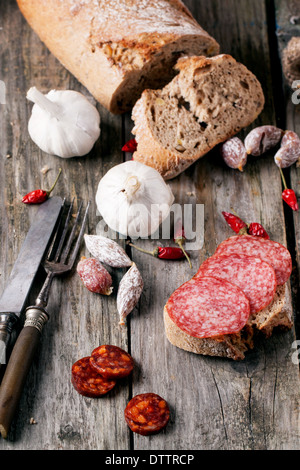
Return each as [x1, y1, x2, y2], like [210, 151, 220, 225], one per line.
[0, 196, 63, 366]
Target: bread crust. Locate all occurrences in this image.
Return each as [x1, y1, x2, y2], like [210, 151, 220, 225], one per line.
[164, 284, 292, 360]
[132, 54, 265, 179]
[17, 0, 219, 113]
[163, 307, 252, 361]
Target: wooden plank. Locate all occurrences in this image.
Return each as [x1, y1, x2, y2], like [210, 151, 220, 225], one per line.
[274, 0, 300, 339]
[0, 0, 129, 449]
[125, 0, 300, 450]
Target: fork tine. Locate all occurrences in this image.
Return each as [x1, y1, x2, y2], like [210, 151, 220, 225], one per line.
[53, 199, 75, 263]
[67, 200, 90, 268]
[60, 200, 84, 264]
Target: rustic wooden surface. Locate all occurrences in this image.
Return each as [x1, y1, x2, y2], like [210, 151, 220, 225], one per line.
[0, 0, 299, 450]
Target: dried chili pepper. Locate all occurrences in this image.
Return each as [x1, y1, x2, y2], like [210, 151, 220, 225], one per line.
[222, 211, 269, 239]
[248, 223, 270, 239]
[279, 168, 299, 211]
[122, 139, 137, 153]
[174, 224, 192, 268]
[128, 242, 187, 260]
[282, 189, 299, 211]
[222, 211, 247, 234]
[156, 247, 187, 260]
[22, 168, 62, 204]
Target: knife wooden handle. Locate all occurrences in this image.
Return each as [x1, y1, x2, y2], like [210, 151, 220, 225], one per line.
[0, 307, 48, 439]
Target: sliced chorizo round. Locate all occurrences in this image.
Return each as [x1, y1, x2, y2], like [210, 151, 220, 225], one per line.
[194, 254, 277, 314]
[89, 345, 134, 379]
[124, 393, 170, 436]
[71, 356, 116, 397]
[215, 235, 292, 285]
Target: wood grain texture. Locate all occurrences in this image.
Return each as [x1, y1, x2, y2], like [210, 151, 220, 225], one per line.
[0, 0, 299, 450]
[126, 0, 300, 450]
[274, 0, 300, 340]
[0, 0, 129, 449]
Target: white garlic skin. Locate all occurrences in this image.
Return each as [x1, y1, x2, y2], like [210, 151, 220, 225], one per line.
[96, 160, 175, 238]
[27, 88, 100, 158]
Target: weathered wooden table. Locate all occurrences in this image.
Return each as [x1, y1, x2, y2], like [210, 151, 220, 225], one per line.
[0, 0, 299, 451]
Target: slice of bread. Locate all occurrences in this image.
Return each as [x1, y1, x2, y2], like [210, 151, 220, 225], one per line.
[132, 54, 265, 179]
[164, 284, 293, 360]
[249, 283, 293, 338]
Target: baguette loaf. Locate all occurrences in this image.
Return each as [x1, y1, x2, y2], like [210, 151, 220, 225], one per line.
[164, 284, 293, 361]
[17, 0, 219, 114]
[132, 55, 265, 179]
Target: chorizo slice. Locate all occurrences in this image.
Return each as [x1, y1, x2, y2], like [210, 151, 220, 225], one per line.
[90, 345, 134, 379]
[71, 356, 116, 397]
[124, 393, 170, 436]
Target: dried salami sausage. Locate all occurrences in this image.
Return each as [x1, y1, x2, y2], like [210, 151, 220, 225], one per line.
[71, 356, 116, 397]
[215, 235, 292, 285]
[90, 345, 134, 379]
[77, 257, 113, 295]
[117, 262, 143, 326]
[194, 254, 277, 314]
[124, 393, 170, 436]
[165, 276, 251, 339]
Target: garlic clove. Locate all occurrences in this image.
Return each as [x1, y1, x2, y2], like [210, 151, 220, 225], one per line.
[96, 161, 175, 238]
[27, 87, 100, 158]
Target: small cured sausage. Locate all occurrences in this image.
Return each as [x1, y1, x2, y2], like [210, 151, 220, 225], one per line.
[124, 393, 170, 436]
[90, 345, 134, 379]
[165, 276, 251, 339]
[117, 263, 143, 326]
[77, 257, 113, 295]
[244, 125, 283, 156]
[220, 137, 248, 171]
[84, 234, 132, 268]
[71, 357, 116, 397]
[194, 254, 277, 314]
[215, 235, 292, 285]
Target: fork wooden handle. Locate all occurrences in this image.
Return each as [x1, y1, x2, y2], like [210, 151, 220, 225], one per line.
[0, 307, 48, 439]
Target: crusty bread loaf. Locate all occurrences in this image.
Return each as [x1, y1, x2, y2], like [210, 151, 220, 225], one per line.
[164, 284, 293, 360]
[17, 0, 219, 114]
[132, 54, 265, 179]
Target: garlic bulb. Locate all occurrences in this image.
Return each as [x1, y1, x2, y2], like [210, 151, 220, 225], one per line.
[96, 161, 175, 238]
[27, 87, 100, 158]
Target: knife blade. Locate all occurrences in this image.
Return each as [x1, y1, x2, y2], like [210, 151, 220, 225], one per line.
[0, 196, 63, 365]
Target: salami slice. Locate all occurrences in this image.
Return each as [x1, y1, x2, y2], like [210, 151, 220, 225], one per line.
[124, 393, 170, 436]
[165, 276, 250, 339]
[194, 254, 277, 314]
[90, 345, 134, 379]
[71, 357, 116, 397]
[215, 235, 292, 285]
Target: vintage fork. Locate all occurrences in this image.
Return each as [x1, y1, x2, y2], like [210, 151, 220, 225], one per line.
[0, 199, 90, 439]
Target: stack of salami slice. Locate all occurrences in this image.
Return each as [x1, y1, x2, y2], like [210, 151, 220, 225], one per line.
[164, 235, 293, 360]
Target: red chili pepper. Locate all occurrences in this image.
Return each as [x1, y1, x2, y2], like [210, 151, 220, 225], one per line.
[282, 189, 299, 211]
[279, 168, 299, 211]
[156, 247, 187, 260]
[248, 223, 270, 239]
[222, 211, 269, 239]
[122, 139, 137, 153]
[128, 242, 187, 261]
[222, 211, 247, 234]
[22, 189, 48, 204]
[174, 224, 192, 268]
[22, 168, 62, 204]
